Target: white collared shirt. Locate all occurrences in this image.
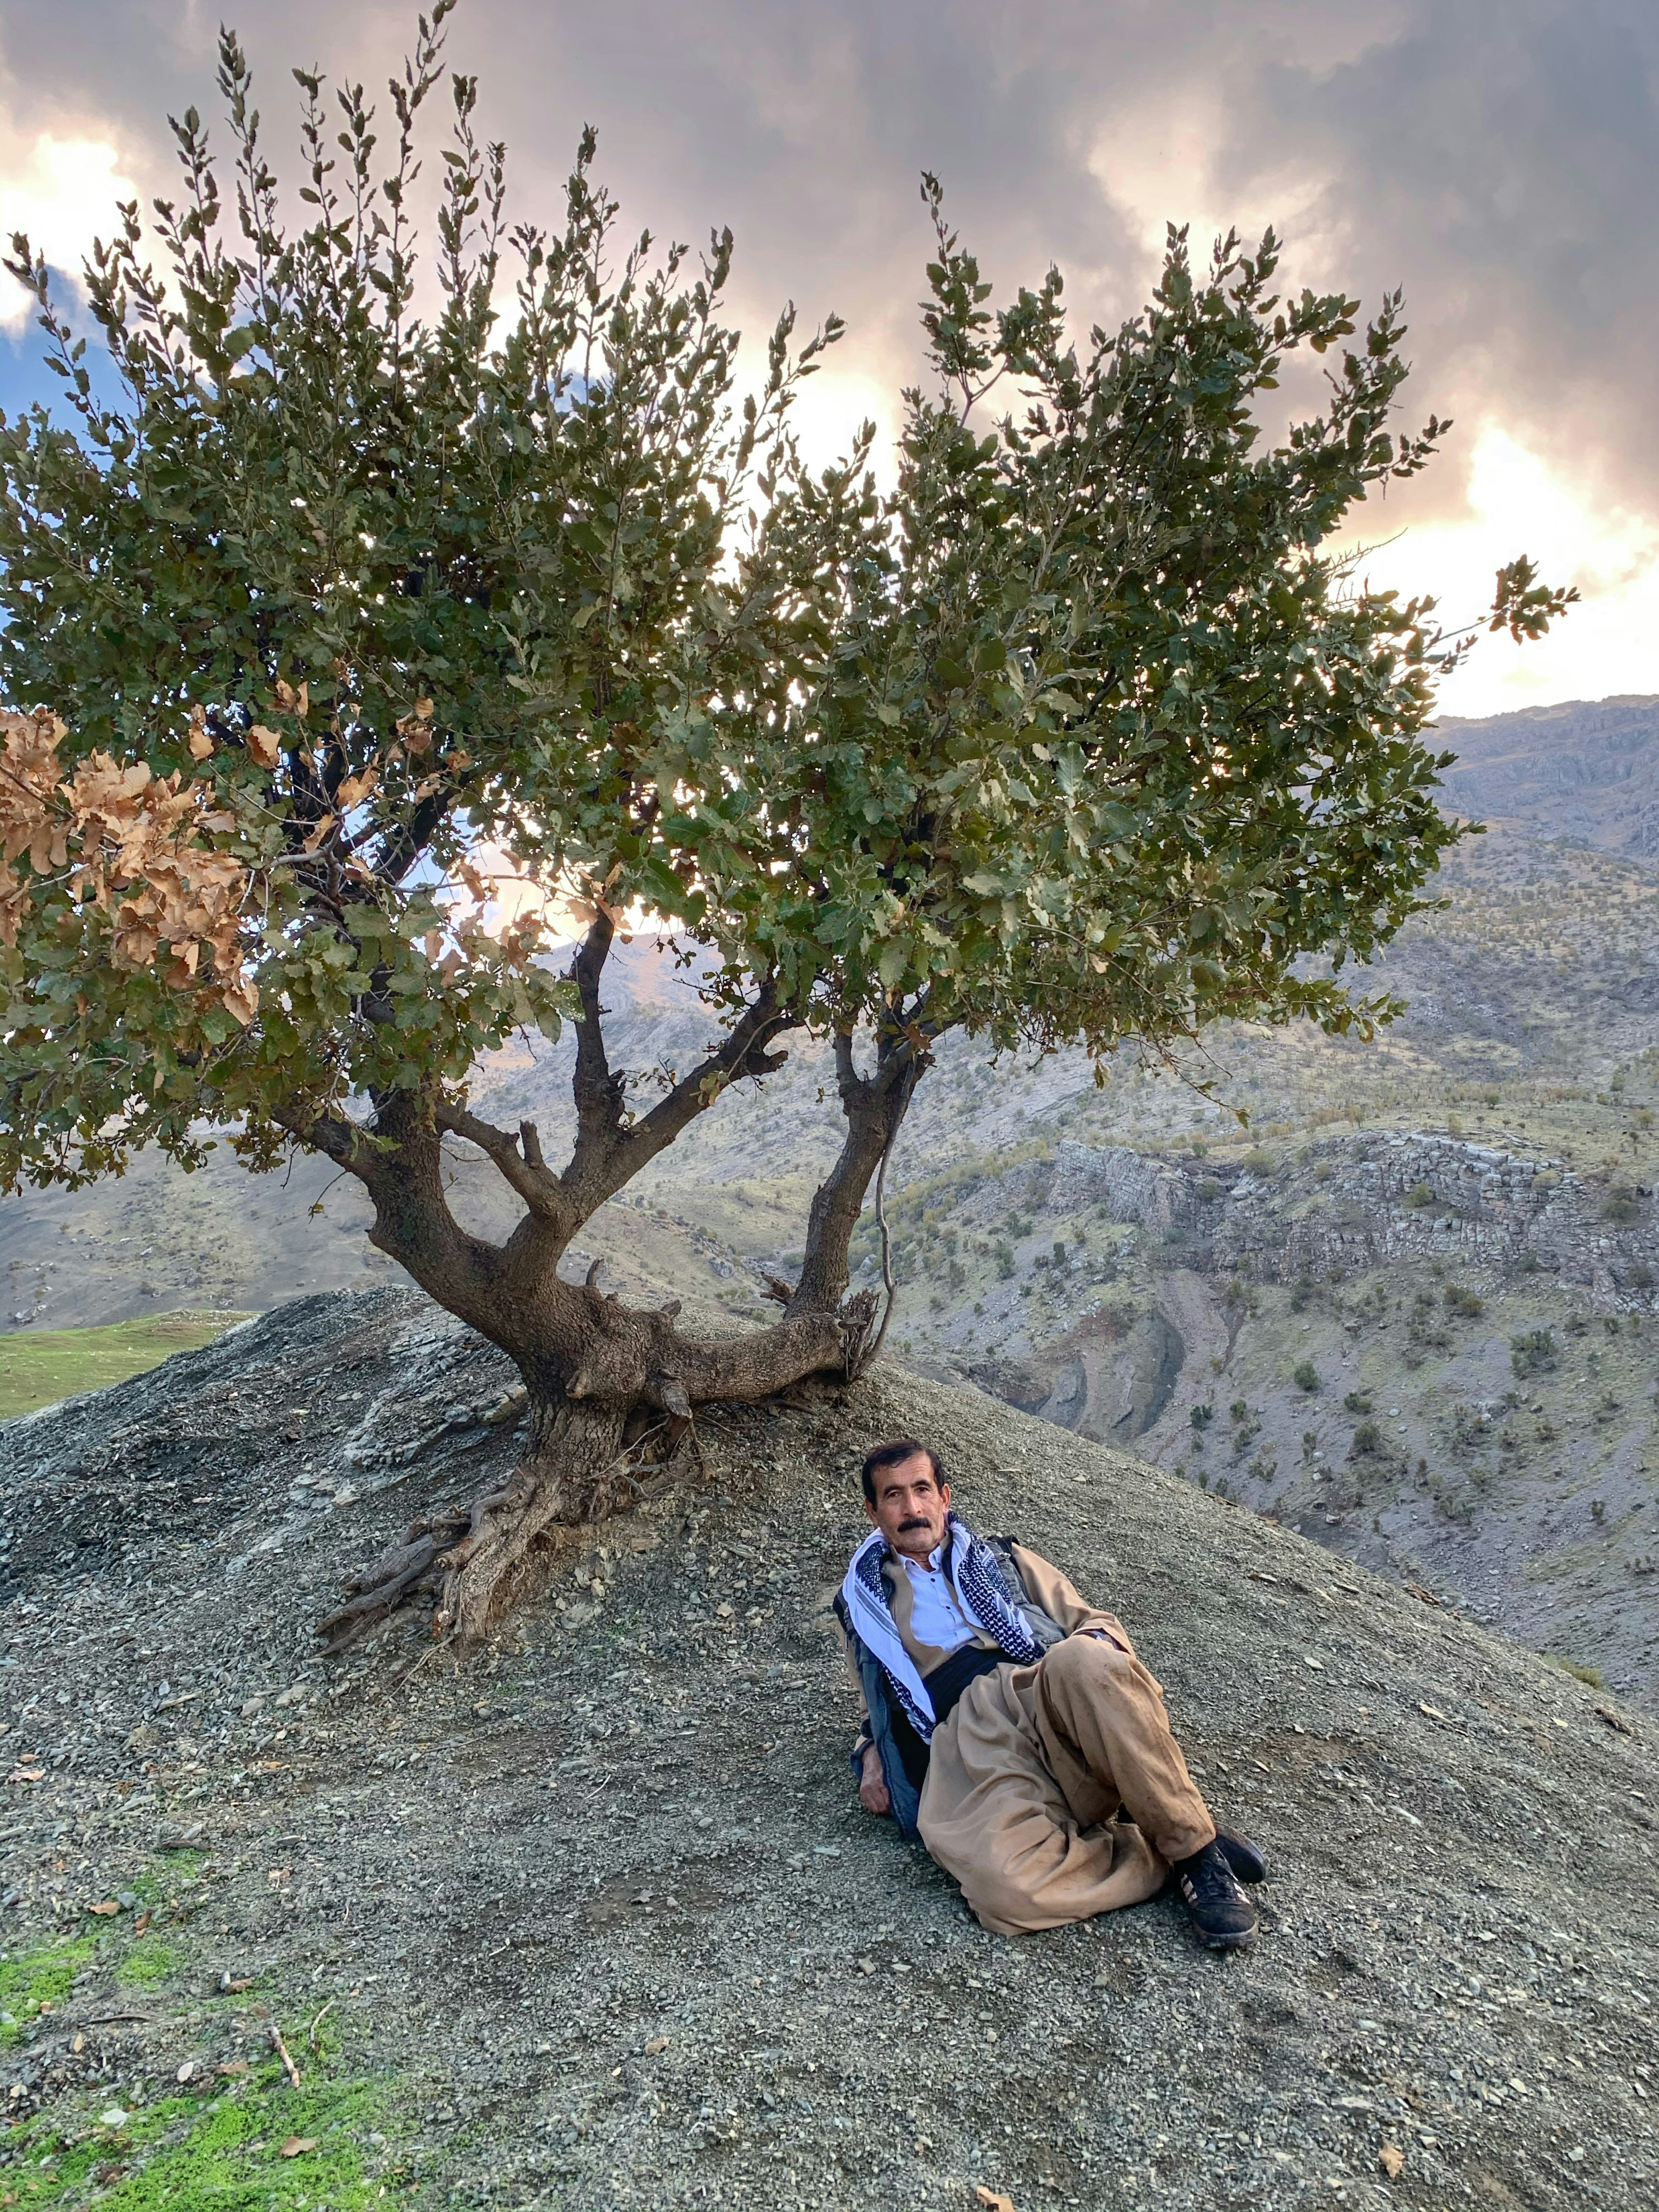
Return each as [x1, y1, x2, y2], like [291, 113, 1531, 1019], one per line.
[897, 1542, 977, 1656]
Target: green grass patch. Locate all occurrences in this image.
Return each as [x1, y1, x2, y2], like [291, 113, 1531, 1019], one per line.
[0, 2049, 405, 2210]
[0, 1312, 254, 1423]
[113, 1939, 181, 1990]
[0, 1936, 95, 2048]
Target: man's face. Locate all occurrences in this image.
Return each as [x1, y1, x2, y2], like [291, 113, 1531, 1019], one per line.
[865, 1452, 951, 1561]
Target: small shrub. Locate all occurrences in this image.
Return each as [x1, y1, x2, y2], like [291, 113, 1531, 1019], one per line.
[1444, 1284, 1484, 1318]
[1189, 1403, 1214, 1431]
[1510, 1327, 1558, 1378]
[994, 1243, 1015, 1280]
[1292, 1359, 1319, 1392]
[1228, 1399, 1249, 1422]
[1404, 1181, 1435, 1209]
[1241, 1150, 1274, 1176]
[1196, 1178, 1223, 1203]
[1552, 1656, 1605, 1689]
[1602, 1192, 1641, 1225]
[1632, 1264, 1656, 1291]
[1591, 1498, 1607, 1522]
[1350, 1419, 1382, 1456]
[1343, 1390, 1373, 1415]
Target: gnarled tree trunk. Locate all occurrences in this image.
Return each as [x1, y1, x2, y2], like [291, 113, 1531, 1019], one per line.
[302, 928, 919, 1652]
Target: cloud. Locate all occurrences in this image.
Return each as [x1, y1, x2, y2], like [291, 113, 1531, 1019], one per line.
[0, 126, 140, 331]
[3, 0, 1656, 706]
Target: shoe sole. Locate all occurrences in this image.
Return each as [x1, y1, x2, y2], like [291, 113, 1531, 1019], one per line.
[1194, 1923, 1259, 1951]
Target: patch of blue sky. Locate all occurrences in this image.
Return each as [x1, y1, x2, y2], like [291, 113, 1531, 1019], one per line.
[0, 267, 126, 425]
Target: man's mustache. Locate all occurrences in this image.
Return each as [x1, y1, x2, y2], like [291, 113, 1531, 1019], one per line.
[898, 1516, 934, 1531]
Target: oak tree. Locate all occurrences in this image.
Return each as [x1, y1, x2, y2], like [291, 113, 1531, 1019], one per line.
[0, 11, 1569, 1646]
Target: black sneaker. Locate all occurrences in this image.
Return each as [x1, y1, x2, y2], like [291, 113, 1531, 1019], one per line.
[1173, 1841, 1259, 1950]
[1214, 1823, 1268, 1885]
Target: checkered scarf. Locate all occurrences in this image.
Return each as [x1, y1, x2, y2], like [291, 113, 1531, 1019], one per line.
[841, 1511, 1043, 1740]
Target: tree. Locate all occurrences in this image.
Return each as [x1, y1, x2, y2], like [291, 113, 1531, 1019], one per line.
[0, 10, 1570, 1649]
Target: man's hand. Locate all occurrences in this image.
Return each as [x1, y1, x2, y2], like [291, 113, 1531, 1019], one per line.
[858, 1741, 890, 1816]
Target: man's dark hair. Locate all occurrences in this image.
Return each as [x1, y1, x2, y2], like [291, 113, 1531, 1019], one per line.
[861, 1438, 944, 1506]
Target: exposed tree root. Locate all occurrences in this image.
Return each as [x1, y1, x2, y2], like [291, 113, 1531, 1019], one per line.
[317, 1274, 881, 1654]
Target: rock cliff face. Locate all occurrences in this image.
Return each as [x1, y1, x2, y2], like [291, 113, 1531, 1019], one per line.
[956, 1131, 1656, 1302]
[897, 1131, 1659, 1712]
[0, 1292, 1654, 2210]
[1436, 693, 1659, 853]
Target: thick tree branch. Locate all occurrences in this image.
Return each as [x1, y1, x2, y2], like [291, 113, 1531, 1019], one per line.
[556, 929, 800, 1214]
[602, 982, 796, 1193]
[788, 1013, 934, 1318]
[432, 1100, 569, 1224]
[271, 1099, 375, 1180]
[566, 908, 626, 1184]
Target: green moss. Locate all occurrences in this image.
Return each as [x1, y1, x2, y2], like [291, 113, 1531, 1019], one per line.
[0, 2052, 405, 2210]
[114, 1938, 182, 1990]
[0, 1936, 95, 2047]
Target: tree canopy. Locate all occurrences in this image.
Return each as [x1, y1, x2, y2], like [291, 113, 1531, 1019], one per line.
[0, 10, 1570, 1206]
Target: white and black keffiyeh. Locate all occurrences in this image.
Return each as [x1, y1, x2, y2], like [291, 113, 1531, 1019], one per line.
[840, 1511, 1043, 1740]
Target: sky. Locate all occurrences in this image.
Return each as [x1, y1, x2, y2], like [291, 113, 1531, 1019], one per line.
[1, 0, 1656, 720]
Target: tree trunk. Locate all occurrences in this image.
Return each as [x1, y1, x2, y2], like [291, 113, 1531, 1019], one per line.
[318, 1255, 875, 1654]
[302, 952, 926, 1656]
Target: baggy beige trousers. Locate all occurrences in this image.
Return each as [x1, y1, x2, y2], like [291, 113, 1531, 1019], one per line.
[915, 1634, 1217, 1936]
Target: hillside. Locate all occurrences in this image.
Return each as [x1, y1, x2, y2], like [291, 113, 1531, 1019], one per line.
[1436, 694, 1659, 855]
[0, 1291, 1653, 2210]
[6, 700, 1659, 1717]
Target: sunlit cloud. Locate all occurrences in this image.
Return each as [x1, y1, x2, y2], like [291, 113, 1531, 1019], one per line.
[1348, 426, 1659, 721]
[0, 126, 138, 331]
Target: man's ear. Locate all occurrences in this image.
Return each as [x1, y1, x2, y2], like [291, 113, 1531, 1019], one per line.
[864, 1497, 881, 1527]
[938, 1484, 951, 1514]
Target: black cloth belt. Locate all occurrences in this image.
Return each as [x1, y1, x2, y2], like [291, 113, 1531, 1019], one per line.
[922, 1641, 1008, 1727]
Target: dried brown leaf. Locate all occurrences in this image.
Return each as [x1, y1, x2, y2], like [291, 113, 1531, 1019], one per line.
[974, 2190, 1018, 2212]
[1379, 2142, 1405, 2180]
[279, 2136, 318, 2159]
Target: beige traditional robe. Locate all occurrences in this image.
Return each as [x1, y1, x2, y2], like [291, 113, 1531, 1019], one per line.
[847, 1541, 1217, 1936]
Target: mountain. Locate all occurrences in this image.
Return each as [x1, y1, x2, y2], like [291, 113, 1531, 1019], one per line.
[5, 698, 1659, 1713]
[1436, 694, 1659, 855]
[0, 1291, 1652, 2210]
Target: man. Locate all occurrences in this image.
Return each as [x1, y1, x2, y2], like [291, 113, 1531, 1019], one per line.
[835, 1437, 1265, 1948]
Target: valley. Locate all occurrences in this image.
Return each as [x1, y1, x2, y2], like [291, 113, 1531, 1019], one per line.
[4, 696, 1659, 1705]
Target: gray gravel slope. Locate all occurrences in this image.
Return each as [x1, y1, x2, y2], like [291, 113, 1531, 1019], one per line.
[0, 1288, 1653, 2210]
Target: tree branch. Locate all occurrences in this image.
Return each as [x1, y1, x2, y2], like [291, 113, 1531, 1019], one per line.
[605, 981, 795, 1190]
[787, 1013, 935, 1317]
[432, 1100, 568, 1223]
[565, 907, 627, 1184]
[556, 938, 799, 1214]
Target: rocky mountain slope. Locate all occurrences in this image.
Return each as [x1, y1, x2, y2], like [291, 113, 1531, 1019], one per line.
[1436, 694, 1659, 855]
[5, 701, 1659, 1716]
[0, 1290, 1653, 2211]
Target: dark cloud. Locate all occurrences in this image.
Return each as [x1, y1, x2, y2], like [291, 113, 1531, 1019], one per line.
[4, 0, 1658, 523]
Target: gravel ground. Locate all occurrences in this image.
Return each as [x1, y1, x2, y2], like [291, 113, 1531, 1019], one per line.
[0, 1286, 1654, 2210]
